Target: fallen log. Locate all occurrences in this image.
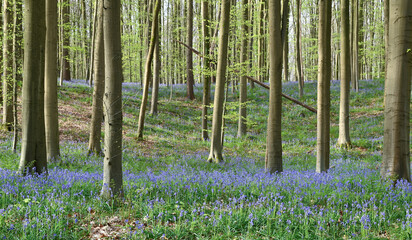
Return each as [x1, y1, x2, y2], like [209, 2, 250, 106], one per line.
[245, 76, 317, 113]
[175, 40, 317, 114]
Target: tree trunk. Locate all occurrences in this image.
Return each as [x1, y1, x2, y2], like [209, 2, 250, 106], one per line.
[381, 0, 411, 182]
[61, 0, 71, 82]
[201, 0, 211, 141]
[12, 0, 22, 152]
[237, 0, 248, 137]
[281, 0, 289, 82]
[45, 0, 60, 161]
[296, 0, 303, 97]
[257, 0, 265, 82]
[336, 0, 351, 148]
[137, 0, 160, 140]
[265, 0, 282, 173]
[88, 0, 104, 155]
[316, 0, 331, 173]
[207, 0, 230, 163]
[2, 0, 13, 128]
[150, 15, 160, 115]
[186, 0, 195, 100]
[101, 0, 123, 198]
[351, 0, 359, 91]
[19, 0, 47, 175]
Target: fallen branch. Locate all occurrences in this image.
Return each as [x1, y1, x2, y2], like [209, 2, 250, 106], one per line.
[175, 40, 317, 114]
[246, 76, 317, 113]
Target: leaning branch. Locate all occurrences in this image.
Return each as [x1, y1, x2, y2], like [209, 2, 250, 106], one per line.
[246, 76, 317, 113]
[176, 40, 317, 114]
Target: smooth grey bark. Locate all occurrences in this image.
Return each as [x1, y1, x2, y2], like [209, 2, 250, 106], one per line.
[237, 0, 248, 137]
[351, 0, 359, 91]
[337, 0, 351, 148]
[45, 0, 60, 161]
[150, 15, 160, 115]
[281, 0, 289, 82]
[19, 0, 47, 175]
[137, 0, 160, 140]
[88, 0, 104, 155]
[208, 0, 230, 163]
[101, 0, 123, 198]
[12, 0, 22, 152]
[186, 0, 195, 100]
[316, 0, 331, 173]
[257, 0, 265, 82]
[380, 0, 411, 182]
[2, 0, 13, 128]
[201, 0, 211, 141]
[296, 0, 303, 97]
[61, 0, 71, 81]
[265, 0, 282, 173]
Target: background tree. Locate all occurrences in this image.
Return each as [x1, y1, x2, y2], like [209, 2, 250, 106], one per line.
[295, 0, 303, 97]
[316, 0, 331, 173]
[137, 0, 160, 140]
[201, 0, 211, 141]
[380, 0, 411, 182]
[150, 14, 161, 115]
[45, 0, 60, 161]
[208, 0, 230, 163]
[186, 0, 195, 100]
[337, 0, 351, 148]
[101, 0, 123, 198]
[237, 0, 248, 137]
[61, 0, 71, 82]
[265, 0, 282, 173]
[12, 0, 22, 152]
[2, 0, 13, 129]
[88, 0, 104, 155]
[18, 0, 47, 175]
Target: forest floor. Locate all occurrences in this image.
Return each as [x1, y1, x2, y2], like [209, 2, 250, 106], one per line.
[0, 78, 411, 239]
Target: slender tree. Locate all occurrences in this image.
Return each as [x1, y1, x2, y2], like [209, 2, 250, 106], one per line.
[45, 0, 60, 161]
[207, 0, 230, 163]
[12, 0, 22, 152]
[61, 0, 71, 82]
[88, 0, 104, 155]
[101, 0, 123, 198]
[201, 0, 211, 141]
[150, 14, 161, 115]
[351, 0, 359, 91]
[237, 0, 248, 137]
[337, 0, 351, 148]
[137, 0, 160, 140]
[296, 0, 303, 97]
[186, 0, 195, 100]
[18, 0, 47, 175]
[265, 0, 282, 173]
[380, 0, 411, 182]
[316, 0, 331, 173]
[281, 0, 289, 82]
[2, 0, 13, 128]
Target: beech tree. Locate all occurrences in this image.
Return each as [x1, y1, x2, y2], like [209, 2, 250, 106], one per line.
[316, 0, 331, 173]
[18, 0, 47, 175]
[201, 0, 211, 141]
[265, 0, 282, 173]
[237, 0, 248, 137]
[45, 0, 60, 161]
[380, 0, 411, 182]
[101, 0, 123, 198]
[208, 0, 230, 163]
[60, 0, 71, 82]
[137, 0, 160, 140]
[337, 0, 351, 148]
[186, 0, 195, 100]
[88, 0, 104, 155]
[2, 0, 13, 128]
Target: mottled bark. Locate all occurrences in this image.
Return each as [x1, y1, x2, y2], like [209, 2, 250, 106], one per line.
[316, 0, 331, 173]
[19, 0, 47, 175]
[201, 0, 211, 141]
[265, 0, 282, 173]
[45, 0, 60, 160]
[381, 0, 411, 182]
[237, 0, 248, 137]
[101, 0, 123, 198]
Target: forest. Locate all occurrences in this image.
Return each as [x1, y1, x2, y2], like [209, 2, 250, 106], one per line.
[0, 0, 411, 239]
